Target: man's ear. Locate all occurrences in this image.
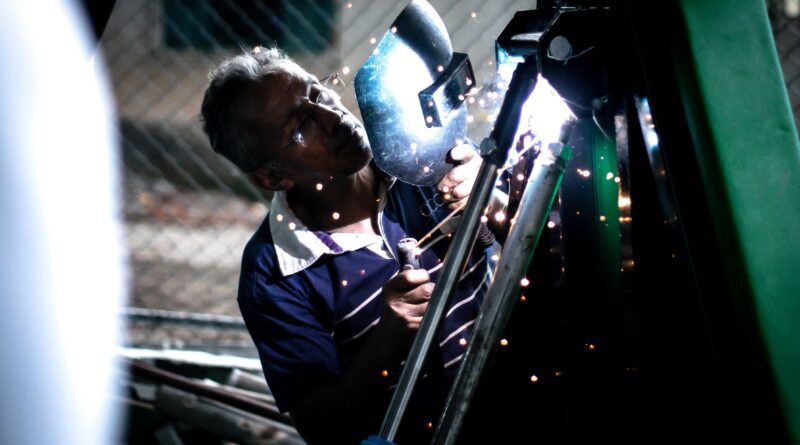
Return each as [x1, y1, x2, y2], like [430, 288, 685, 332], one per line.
[248, 168, 294, 192]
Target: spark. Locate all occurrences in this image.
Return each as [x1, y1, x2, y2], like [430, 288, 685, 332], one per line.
[516, 173, 525, 181]
[606, 172, 614, 180]
[316, 183, 323, 191]
[276, 214, 284, 222]
[599, 215, 606, 222]
[614, 177, 621, 183]
[346, 2, 352, 8]
[491, 254, 499, 261]
[500, 338, 509, 347]
[586, 343, 597, 351]
[342, 66, 351, 75]
[288, 222, 296, 231]
[470, 11, 477, 18]
[332, 212, 340, 220]
[341, 279, 348, 287]
[519, 295, 527, 302]
[381, 369, 389, 377]
[369, 37, 377, 44]
[547, 221, 556, 229]
[494, 211, 506, 222]
[459, 338, 467, 347]
[480, 215, 488, 223]
[437, 65, 444, 73]
[467, 115, 474, 123]
[391, 26, 397, 33]
[520, 277, 530, 287]
[360, 269, 366, 275]
[530, 374, 539, 383]
[423, 166, 430, 173]
[426, 116, 433, 124]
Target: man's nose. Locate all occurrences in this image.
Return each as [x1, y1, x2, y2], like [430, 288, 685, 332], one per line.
[312, 102, 343, 134]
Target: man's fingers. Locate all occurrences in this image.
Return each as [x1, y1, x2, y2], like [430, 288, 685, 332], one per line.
[448, 144, 476, 163]
[408, 301, 428, 318]
[452, 182, 471, 201]
[437, 165, 468, 193]
[403, 282, 434, 304]
[386, 269, 431, 292]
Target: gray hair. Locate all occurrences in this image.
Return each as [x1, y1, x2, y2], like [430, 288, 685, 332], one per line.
[200, 46, 296, 173]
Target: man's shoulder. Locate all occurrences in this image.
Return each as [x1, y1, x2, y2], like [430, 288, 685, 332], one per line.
[240, 216, 280, 279]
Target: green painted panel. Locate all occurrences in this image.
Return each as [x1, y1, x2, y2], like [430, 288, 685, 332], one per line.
[676, 0, 800, 441]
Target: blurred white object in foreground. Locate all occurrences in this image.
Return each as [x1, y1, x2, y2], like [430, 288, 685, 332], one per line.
[0, 1, 125, 444]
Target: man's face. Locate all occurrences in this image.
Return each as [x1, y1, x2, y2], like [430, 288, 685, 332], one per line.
[236, 66, 372, 185]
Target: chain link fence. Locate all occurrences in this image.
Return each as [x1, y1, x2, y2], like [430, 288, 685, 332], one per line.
[768, 0, 800, 132]
[100, 0, 532, 354]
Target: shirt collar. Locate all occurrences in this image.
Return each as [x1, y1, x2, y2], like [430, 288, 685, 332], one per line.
[269, 170, 396, 277]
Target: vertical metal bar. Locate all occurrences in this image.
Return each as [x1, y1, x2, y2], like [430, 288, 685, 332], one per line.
[378, 160, 499, 441]
[432, 131, 574, 445]
[377, 57, 540, 442]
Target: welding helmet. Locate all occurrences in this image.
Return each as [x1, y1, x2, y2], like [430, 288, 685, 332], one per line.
[354, 0, 474, 186]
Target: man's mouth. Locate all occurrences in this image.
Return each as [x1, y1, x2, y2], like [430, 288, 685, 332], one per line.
[331, 121, 363, 154]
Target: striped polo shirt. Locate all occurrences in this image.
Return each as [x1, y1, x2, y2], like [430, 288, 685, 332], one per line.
[237, 173, 491, 433]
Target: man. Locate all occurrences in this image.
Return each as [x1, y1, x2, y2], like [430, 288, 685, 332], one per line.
[201, 47, 503, 444]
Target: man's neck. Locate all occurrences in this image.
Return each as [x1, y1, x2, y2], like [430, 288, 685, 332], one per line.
[285, 165, 380, 234]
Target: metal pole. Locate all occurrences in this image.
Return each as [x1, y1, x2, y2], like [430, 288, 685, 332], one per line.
[377, 57, 540, 442]
[432, 126, 574, 445]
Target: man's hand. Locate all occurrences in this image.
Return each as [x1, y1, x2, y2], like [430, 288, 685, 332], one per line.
[437, 144, 483, 210]
[377, 269, 433, 347]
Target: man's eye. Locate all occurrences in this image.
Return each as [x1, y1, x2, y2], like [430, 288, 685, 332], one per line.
[315, 90, 329, 104]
